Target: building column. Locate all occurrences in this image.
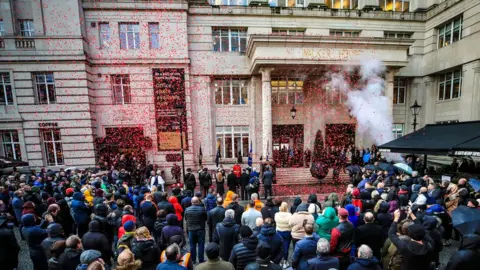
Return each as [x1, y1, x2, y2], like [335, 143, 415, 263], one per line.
[460, 60, 480, 121]
[423, 76, 436, 125]
[260, 68, 273, 159]
[385, 69, 395, 119]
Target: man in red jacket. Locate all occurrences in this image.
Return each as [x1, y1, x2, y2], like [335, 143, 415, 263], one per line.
[330, 208, 354, 270]
[233, 164, 242, 178]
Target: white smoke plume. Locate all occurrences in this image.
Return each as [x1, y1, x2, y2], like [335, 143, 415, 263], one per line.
[329, 59, 402, 162]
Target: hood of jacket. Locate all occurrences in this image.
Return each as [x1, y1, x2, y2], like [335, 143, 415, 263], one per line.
[206, 193, 215, 200]
[121, 214, 136, 225]
[327, 193, 339, 202]
[225, 191, 234, 201]
[378, 202, 390, 213]
[345, 204, 356, 217]
[21, 213, 36, 227]
[72, 192, 84, 201]
[323, 207, 337, 220]
[166, 213, 179, 226]
[222, 217, 237, 227]
[94, 204, 108, 217]
[355, 257, 379, 268]
[296, 203, 309, 212]
[461, 234, 480, 250]
[265, 199, 275, 207]
[293, 196, 302, 206]
[242, 236, 259, 250]
[260, 224, 276, 236]
[47, 223, 63, 237]
[88, 220, 102, 232]
[422, 216, 438, 230]
[308, 194, 318, 204]
[168, 196, 179, 205]
[134, 238, 155, 252]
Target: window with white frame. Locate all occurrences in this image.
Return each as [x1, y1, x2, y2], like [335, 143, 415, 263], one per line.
[393, 77, 406, 104]
[0, 20, 5, 36]
[330, 30, 360, 37]
[384, 32, 412, 39]
[119, 23, 140, 49]
[34, 73, 56, 105]
[212, 28, 247, 52]
[272, 29, 305, 36]
[149, 23, 160, 49]
[111, 75, 131, 105]
[438, 70, 462, 101]
[392, 124, 404, 139]
[19, 20, 34, 36]
[438, 16, 463, 49]
[41, 129, 63, 166]
[328, 0, 358, 9]
[271, 78, 304, 105]
[99, 22, 111, 49]
[381, 0, 409, 12]
[211, 0, 248, 5]
[214, 79, 248, 105]
[216, 126, 249, 159]
[325, 85, 345, 105]
[0, 72, 14, 105]
[1, 130, 21, 160]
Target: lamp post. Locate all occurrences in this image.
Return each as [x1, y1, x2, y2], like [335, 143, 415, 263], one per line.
[410, 100, 422, 131]
[175, 104, 186, 183]
[290, 106, 297, 119]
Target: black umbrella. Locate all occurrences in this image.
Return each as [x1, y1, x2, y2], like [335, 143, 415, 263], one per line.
[346, 165, 361, 173]
[452, 205, 480, 235]
[0, 156, 28, 169]
[365, 164, 376, 171]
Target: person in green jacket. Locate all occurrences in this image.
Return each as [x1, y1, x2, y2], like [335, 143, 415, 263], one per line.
[315, 207, 339, 241]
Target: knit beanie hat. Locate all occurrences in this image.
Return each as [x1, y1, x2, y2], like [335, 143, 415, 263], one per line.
[80, 250, 101, 265]
[123, 220, 135, 232]
[408, 224, 426, 241]
[240, 225, 253, 238]
[352, 188, 360, 197]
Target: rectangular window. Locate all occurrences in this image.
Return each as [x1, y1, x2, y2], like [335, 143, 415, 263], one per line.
[271, 78, 304, 105]
[119, 23, 140, 49]
[328, 0, 357, 9]
[99, 22, 111, 49]
[149, 23, 160, 49]
[19, 20, 34, 36]
[41, 129, 63, 166]
[0, 72, 14, 105]
[393, 77, 406, 104]
[438, 16, 463, 49]
[0, 20, 5, 36]
[214, 79, 248, 105]
[381, 0, 409, 11]
[112, 75, 131, 105]
[1, 130, 21, 160]
[384, 32, 412, 39]
[325, 85, 344, 105]
[216, 126, 249, 159]
[330, 30, 360, 37]
[34, 73, 56, 104]
[438, 70, 462, 101]
[272, 29, 305, 36]
[212, 28, 247, 52]
[392, 124, 404, 139]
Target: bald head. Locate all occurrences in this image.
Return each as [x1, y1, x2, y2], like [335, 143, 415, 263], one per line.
[420, 187, 428, 193]
[255, 217, 264, 227]
[191, 197, 200, 205]
[364, 212, 375, 223]
[459, 178, 467, 185]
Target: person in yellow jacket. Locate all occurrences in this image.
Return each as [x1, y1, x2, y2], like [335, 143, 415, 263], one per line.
[82, 187, 94, 207]
[223, 190, 234, 208]
[245, 193, 264, 212]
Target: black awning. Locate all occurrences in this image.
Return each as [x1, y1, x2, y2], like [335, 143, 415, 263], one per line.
[378, 121, 480, 155]
[451, 135, 480, 157]
[0, 156, 29, 169]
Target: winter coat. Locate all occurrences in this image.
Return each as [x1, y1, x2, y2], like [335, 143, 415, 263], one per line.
[291, 234, 320, 269]
[307, 194, 323, 211]
[204, 194, 216, 212]
[324, 193, 339, 208]
[81, 220, 112, 264]
[315, 206, 339, 241]
[226, 202, 245, 225]
[263, 170, 273, 186]
[274, 211, 292, 232]
[83, 189, 94, 207]
[58, 248, 82, 270]
[257, 224, 284, 264]
[70, 192, 89, 225]
[12, 195, 24, 222]
[41, 223, 64, 259]
[117, 213, 136, 239]
[168, 197, 184, 221]
[132, 238, 160, 270]
[290, 197, 302, 214]
[354, 223, 385, 260]
[307, 255, 340, 270]
[376, 202, 392, 238]
[153, 216, 167, 246]
[245, 258, 282, 270]
[246, 200, 264, 212]
[91, 206, 116, 246]
[213, 217, 240, 261]
[223, 191, 235, 208]
[196, 258, 235, 270]
[229, 236, 258, 270]
[446, 234, 480, 270]
[117, 232, 135, 254]
[290, 204, 315, 240]
[208, 206, 226, 235]
[184, 205, 207, 231]
[260, 201, 278, 220]
[157, 197, 175, 216]
[22, 213, 49, 270]
[242, 208, 263, 230]
[347, 257, 382, 270]
[0, 226, 20, 269]
[346, 204, 359, 228]
[161, 214, 184, 247]
[139, 200, 156, 229]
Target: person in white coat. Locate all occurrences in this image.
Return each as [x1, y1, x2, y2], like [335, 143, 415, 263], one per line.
[150, 170, 165, 192]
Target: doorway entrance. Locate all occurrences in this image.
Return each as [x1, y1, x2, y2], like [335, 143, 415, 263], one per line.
[325, 124, 356, 151]
[273, 124, 304, 167]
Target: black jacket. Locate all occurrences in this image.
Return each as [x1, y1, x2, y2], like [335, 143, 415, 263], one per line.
[354, 223, 385, 260]
[0, 226, 20, 269]
[199, 171, 212, 187]
[226, 202, 245, 225]
[58, 248, 82, 270]
[240, 173, 250, 187]
[446, 234, 480, 270]
[207, 206, 226, 236]
[260, 202, 278, 220]
[131, 238, 160, 270]
[388, 221, 434, 270]
[185, 173, 196, 189]
[257, 224, 284, 264]
[229, 236, 259, 270]
[227, 173, 238, 190]
[157, 199, 175, 216]
[81, 220, 112, 264]
[153, 216, 167, 245]
[245, 258, 282, 270]
[92, 211, 116, 246]
[213, 217, 240, 261]
[140, 201, 157, 230]
[376, 202, 393, 238]
[184, 205, 207, 231]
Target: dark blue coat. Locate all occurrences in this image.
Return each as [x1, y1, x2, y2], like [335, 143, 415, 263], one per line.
[292, 234, 320, 269]
[70, 192, 89, 225]
[229, 236, 258, 270]
[161, 214, 184, 246]
[347, 257, 381, 270]
[257, 224, 284, 264]
[204, 194, 216, 212]
[184, 205, 207, 232]
[22, 214, 49, 269]
[307, 255, 340, 270]
[213, 217, 240, 261]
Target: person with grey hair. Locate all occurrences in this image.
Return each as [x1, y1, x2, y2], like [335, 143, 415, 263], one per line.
[346, 245, 381, 270]
[354, 212, 384, 261]
[307, 238, 340, 270]
[157, 244, 186, 270]
[213, 209, 240, 261]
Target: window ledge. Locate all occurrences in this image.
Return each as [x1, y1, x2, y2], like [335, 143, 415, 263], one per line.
[436, 98, 461, 104]
[214, 104, 250, 107]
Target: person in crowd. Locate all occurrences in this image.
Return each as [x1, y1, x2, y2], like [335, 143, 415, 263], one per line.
[159, 235, 193, 270]
[197, 242, 235, 270]
[226, 194, 245, 225]
[58, 235, 83, 270]
[22, 213, 50, 270]
[184, 196, 207, 264]
[324, 192, 339, 208]
[290, 196, 302, 214]
[375, 201, 392, 237]
[252, 217, 263, 237]
[161, 213, 184, 250]
[157, 244, 188, 270]
[315, 206, 339, 241]
[213, 209, 240, 261]
[354, 212, 384, 261]
[246, 193, 264, 212]
[274, 201, 292, 266]
[345, 204, 359, 228]
[204, 189, 217, 212]
[116, 249, 142, 270]
[245, 241, 282, 270]
[307, 238, 339, 270]
[0, 216, 20, 270]
[157, 192, 175, 215]
[12, 189, 24, 224]
[117, 220, 136, 254]
[422, 215, 443, 268]
[227, 170, 238, 194]
[291, 222, 319, 269]
[229, 226, 258, 270]
[82, 220, 112, 266]
[199, 168, 212, 198]
[347, 245, 381, 270]
[242, 200, 262, 230]
[289, 203, 315, 247]
[70, 192, 90, 238]
[240, 169, 250, 200]
[153, 210, 167, 246]
[41, 223, 65, 260]
[91, 204, 116, 247]
[48, 240, 66, 270]
[330, 208, 355, 270]
[168, 196, 184, 224]
[263, 166, 273, 199]
[76, 249, 104, 270]
[381, 219, 413, 270]
[118, 205, 136, 239]
[131, 226, 160, 270]
[181, 190, 193, 212]
[261, 196, 277, 220]
[208, 197, 226, 241]
[139, 194, 157, 233]
[445, 234, 480, 270]
[257, 217, 283, 264]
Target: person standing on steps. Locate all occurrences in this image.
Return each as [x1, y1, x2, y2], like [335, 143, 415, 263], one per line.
[263, 166, 273, 199]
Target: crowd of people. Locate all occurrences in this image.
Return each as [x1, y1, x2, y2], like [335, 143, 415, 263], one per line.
[0, 157, 479, 270]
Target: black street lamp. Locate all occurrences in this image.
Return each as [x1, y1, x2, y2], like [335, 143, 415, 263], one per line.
[175, 104, 186, 183]
[410, 100, 422, 131]
[290, 106, 297, 119]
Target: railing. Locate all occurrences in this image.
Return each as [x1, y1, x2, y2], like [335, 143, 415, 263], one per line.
[15, 38, 35, 49]
[0, 39, 4, 49]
